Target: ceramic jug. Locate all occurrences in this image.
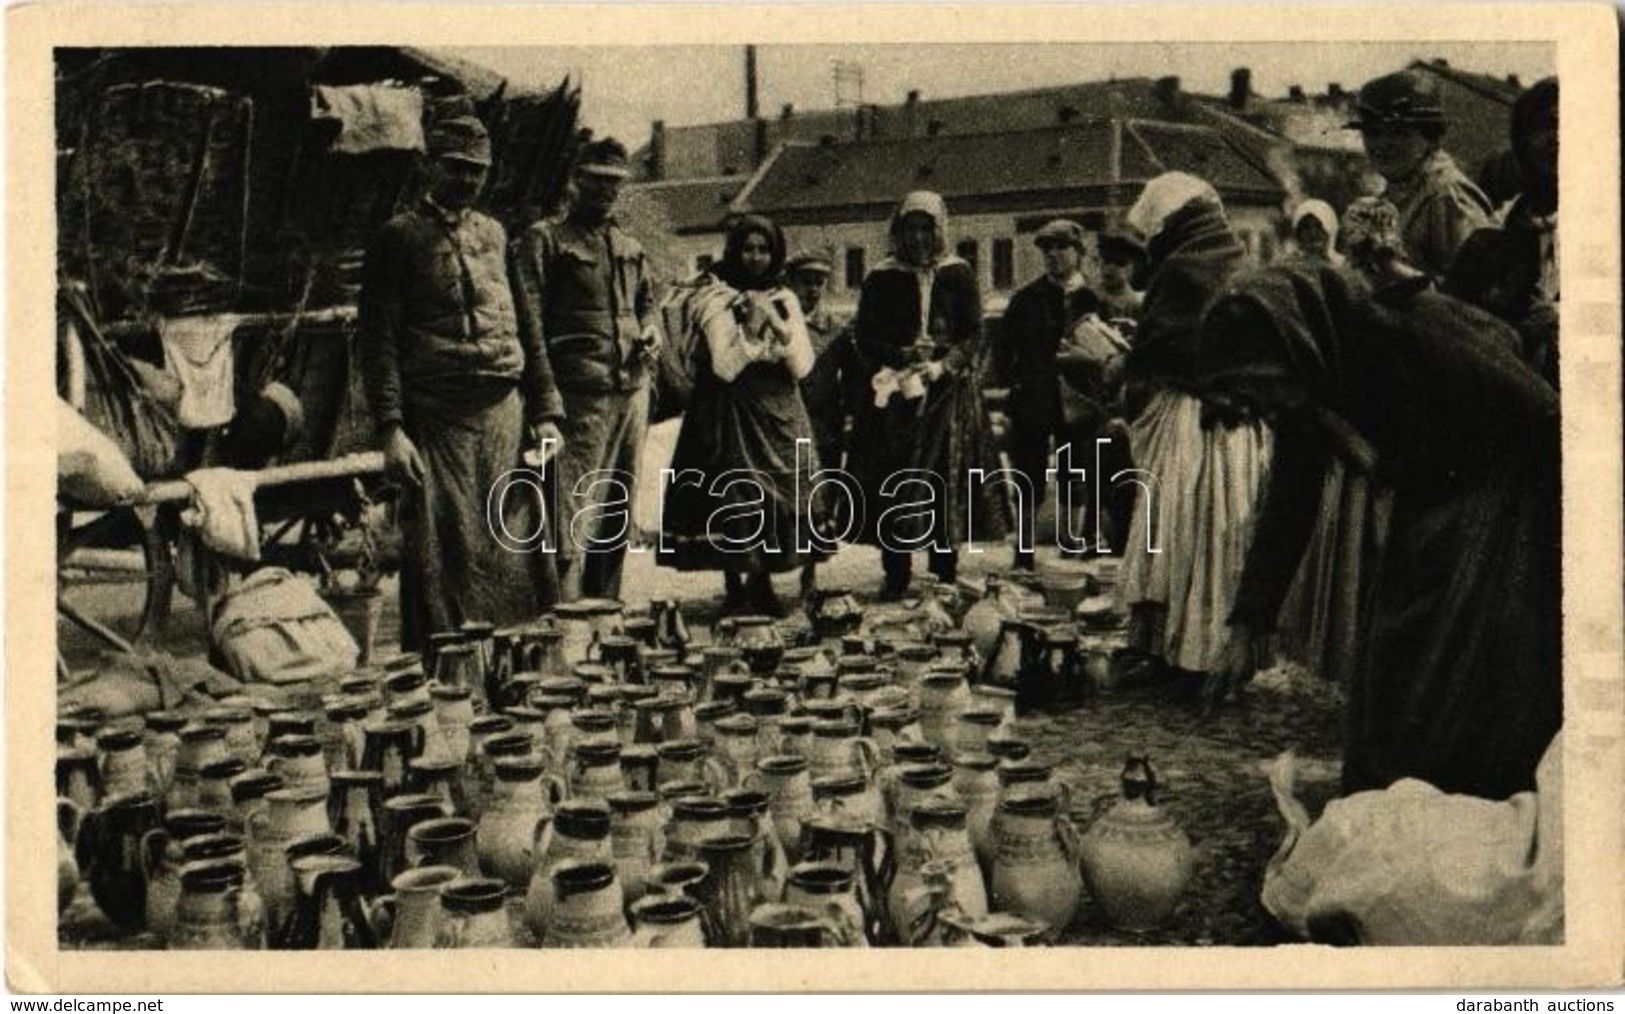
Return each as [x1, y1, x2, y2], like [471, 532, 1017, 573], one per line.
[194, 758, 249, 817]
[882, 763, 960, 848]
[655, 740, 725, 794]
[747, 903, 840, 947]
[248, 786, 335, 935]
[388, 699, 455, 767]
[142, 808, 228, 944]
[477, 756, 564, 888]
[430, 686, 476, 765]
[543, 860, 631, 948]
[169, 725, 230, 811]
[607, 790, 664, 903]
[805, 719, 881, 786]
[951, 753, 1001, 874]
[202, 706, 259, 768]
[732, 616, 786, 676]
[406, 816, 480, 876]
[264, 734, 330, 798]
[810, 774, 884, 830]
[917, 668, 973, 752]
[707, 715, 760, 788]
[322, 700, 370, 775]
[628, 893, 705, 947]
[142, 712, 187, 797]
[360, 720, 425, 797]
[723, 790, 788, 901]
[661, 796, 733, 862]
[887, 799, 988, 943]
[620, 744, 661, 794]
[988, 792, 1081, 939]
[96, 728, 157, 801]
[434, 877, 517, 948]
[464, 715, 518, 817]
[73, 790, 163, 931]
[57, 749, 101, 816]
[1076, 755, 1195, 934]
[523, 800, 613, 938]
[633, 697, 697, 746]
[692, 834, 769, 948]
[783, 862, 868, 947]
[408, 756, 470, 815]
[797, 812, 896, 946]
[226, 769, 284, 838]
[278, 855, 380, 949]
[569, 742, 626, 803]
[747, 755, 816, 865]
[645, 859, 710, 901]
[370, 863, 461, 949]
[552, 603, 599, 665]
[168, 859, 265, 950]
[377, 793, 453, 890]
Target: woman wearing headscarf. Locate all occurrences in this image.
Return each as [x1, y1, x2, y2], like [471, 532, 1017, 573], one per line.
[1114, 173, 1271, 703]
[848, 191, 1010, 599]
[656, 214, 820, 616]
[1284, 199, 1344, 267]
[1205, 259, 1560, 800]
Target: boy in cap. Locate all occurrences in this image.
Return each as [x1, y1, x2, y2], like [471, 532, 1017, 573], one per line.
[1095, 228, 1146, 322]
[359, 114, 563, 650]
[1348, 69, 1495, 278]
[513, 137, 663, 601]
[785, 246, 854, 599]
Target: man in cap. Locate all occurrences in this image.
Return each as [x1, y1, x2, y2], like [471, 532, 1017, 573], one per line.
[1347, 69, 1495, 278]
[785, 247, 854, 599]
[1095, 228, 1146, 322]
[513, 137, 661, 601]
[359, 114, 563, 651]
[995, 219, 1129, 568]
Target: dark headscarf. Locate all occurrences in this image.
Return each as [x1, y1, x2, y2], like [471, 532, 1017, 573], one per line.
[714, 214, 787, 292]
[1127, 196, 1249, 388]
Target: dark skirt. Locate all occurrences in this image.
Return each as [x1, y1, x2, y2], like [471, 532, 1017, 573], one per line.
[847, 372, 1011, 548]
[657, 367, 826, 574]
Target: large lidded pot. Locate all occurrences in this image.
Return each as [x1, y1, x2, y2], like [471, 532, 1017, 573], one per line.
[1077, 755, 1195, 934]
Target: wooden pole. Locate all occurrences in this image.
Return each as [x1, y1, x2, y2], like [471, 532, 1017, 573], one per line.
[122, 451, 385, 506]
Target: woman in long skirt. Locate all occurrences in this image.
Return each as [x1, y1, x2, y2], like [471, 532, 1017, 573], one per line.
[1114, 173, 1272, 703]
[656, 215, 821, 616]
[847, 190, 1010, 599]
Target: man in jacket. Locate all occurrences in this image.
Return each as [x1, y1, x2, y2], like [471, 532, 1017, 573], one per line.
[514, 138, 662, 601]
[996, 219, 1130, 567]
[1348, 70, 1496, 279]
[360, 115, 563, 651]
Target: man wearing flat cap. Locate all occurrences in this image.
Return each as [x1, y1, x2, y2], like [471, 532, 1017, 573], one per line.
[1349, 69, 1495, 278]
[996, 219, 1130, 567]
[513, 137, 662, 601]
[359, 114, 562, 651]
[785, 247, 854, 598]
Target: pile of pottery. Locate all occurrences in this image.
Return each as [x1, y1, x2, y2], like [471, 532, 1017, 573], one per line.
[58, 572, 1191, 950]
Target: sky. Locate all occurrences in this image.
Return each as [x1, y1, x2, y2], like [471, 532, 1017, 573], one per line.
[442, 41, 1554, 151]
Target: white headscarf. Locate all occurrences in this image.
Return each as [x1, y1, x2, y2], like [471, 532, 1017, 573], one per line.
[1290, 198, 1344, 265]
[1126, 172, 1221, 242]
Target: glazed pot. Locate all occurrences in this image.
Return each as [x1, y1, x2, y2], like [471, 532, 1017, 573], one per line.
[732, 616, 786, 676]
[322, 700, 370, 775]
[328, 770, 386, 891]
[523, 800, 613, 938]
[784, 862, 868, 947]
[74, 791, 164, 931]
[477, 756, 564, 888]
[169, 725, 230, 812]
[264, 734, 330, 798]
[810, 774, 884, 830]
[798, 812, 896, 946]
[377, 793, 453, 890]
[246, 786, 332, 934]
[202, 706, 259, 769]
[387, 699, 455, 766]
[371, 864, 461, 949]
[607, 790, 665, 903]
[628, 893, 705, 947]
[142, 808, 228, 944]
[988, 792, 1082, 938]
[633, 697, 696, 747]
[917, 668, 973, 752]
[194, 757, 249, 817]
[805, 720, 881, 786]
[1076, 756, 1195, 934]
[806, 586, 863, 639]
[747, 903, 840, 947]
[543, 860, 630, 948]
[692, 834, 769, 948]
[661, 796, 732, 863]
[360, 721, 425, 797]
[951, 753, 1001, 874]
[406, 816, 480, 877]
[431, 686, 476, 765]
[434, 877, 517, 948]
[887, 799, 988, 943]
[142, 712, 187, 797]
[96, 728, 157, 801]
[408, 756, 470, 815]
[169, 859, 265, 950]
[569, 741, 626, 803]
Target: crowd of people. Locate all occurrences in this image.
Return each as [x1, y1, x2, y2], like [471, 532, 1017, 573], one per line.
[360, 69, 1561, 803]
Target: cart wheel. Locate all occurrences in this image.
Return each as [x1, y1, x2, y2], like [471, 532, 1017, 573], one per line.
[57, 505, 176, 654]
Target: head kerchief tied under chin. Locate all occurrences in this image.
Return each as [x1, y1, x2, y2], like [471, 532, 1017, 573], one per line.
[1292, 199, 1340, 241]
[1126, 172, 1221, 242]
[425, 115, 492, 167]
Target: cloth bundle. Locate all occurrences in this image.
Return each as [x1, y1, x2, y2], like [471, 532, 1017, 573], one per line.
[58, 398, 145, 507]
[311, 84, 427, 155]
[211, 567, 360, 685]
[181, 467, 261, 561]
[161, 313, 242, 429]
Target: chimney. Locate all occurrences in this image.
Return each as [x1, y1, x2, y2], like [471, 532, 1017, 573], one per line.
[1327, 82, 1344, 100]
[906, 89, 921, 105]
[753, 118, 769, 166]
[1506, 74, 1522, 89]
[781, 103, 794, 121]
[649, 119, 666, 180]
[745, 45, 760, 120]
[1288, 85, 1306, 103]
[1229, 67, 1252, 109]
[1154, 75, 1182, 109]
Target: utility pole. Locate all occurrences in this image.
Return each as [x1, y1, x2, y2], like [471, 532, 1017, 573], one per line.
[745, 45, 760, 120]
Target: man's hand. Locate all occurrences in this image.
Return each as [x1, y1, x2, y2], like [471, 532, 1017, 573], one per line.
[638, 323, 665, 359]
[922, 359, 947, 382]
[525, 420, 565, 468]
[382, 427, 427, 488]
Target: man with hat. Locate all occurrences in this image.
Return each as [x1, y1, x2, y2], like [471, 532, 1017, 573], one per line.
[514, 136, 662, 601]
[785, 246, 854, 599]
[1347, 69, 1495, 278]
[359, 114, 563, 651]
[995, 218, 1130, 567]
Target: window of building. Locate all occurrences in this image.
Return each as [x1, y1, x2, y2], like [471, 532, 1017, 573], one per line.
[992, 238, 1015, 290]
[956, 239, 980, 274]
[844, 246, 866, 290]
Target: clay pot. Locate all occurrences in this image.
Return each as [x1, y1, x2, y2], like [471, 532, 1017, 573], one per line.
[434, 877, 517, 948]
[543, 860, 630, 948]
[1076, 756, 1194, 934]
[988, 793, 1081, 939]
